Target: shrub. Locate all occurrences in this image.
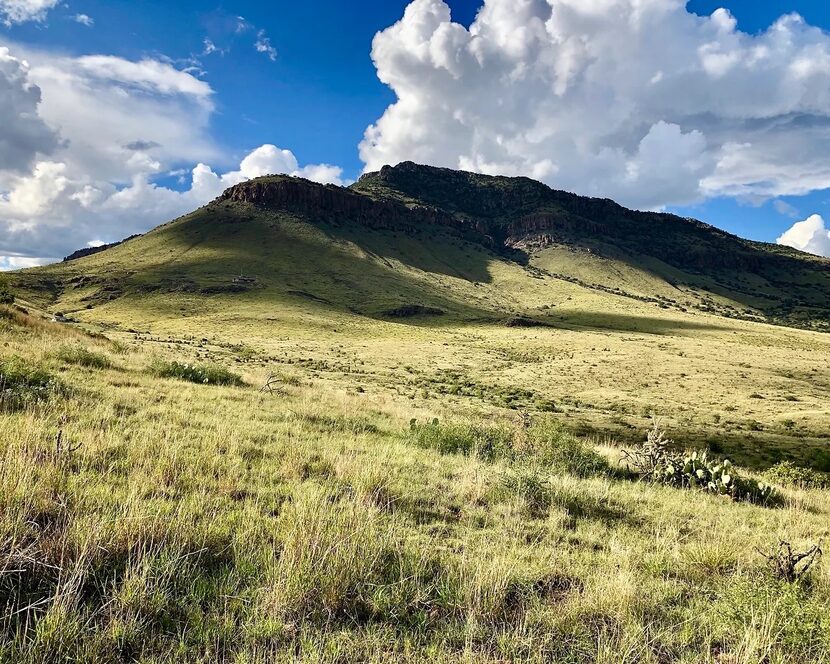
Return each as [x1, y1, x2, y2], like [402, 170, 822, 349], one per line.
[0, 356, 62, 410]
[519, 417, 609, 477]
[623, 422, 776, 505]
[0, 276, 14, 305]
[150, 359, 243, 386]
[55, 344, 112, 369]
[764, 461, 830, 490]
[409, 418, 513, 461]
[757, 541, 823, 583]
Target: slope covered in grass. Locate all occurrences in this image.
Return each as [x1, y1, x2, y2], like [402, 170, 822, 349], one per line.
[0, 303, 828, 662]
[7, 168, 830, 469]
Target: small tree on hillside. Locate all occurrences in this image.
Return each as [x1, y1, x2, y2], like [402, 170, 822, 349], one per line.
[0, 275, 14, 305]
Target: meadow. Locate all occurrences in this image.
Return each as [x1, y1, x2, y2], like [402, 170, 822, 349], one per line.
[3, 185, 830, 661]
[1, 296, 829, 663]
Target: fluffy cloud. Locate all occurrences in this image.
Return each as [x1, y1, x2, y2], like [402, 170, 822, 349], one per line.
[0, 43, 343, 266]
[362, 0, 830, 210]
[0, 144, 344, 264]
[0, 0, 58, 25]
[16, 47, 219, 182]
[0, 48, 59, 172]
[777, 214, 830, 257]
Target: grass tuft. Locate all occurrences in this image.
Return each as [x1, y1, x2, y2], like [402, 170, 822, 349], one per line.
[149, 359, 244, 386]
[0, 356, 62, 411]
[55, 344, 113, 369]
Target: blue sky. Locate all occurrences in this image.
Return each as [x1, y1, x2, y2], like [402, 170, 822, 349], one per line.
[1, 0, 830, 265]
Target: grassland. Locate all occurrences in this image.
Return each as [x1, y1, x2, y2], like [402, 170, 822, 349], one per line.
[1, 297, 830, 663]
[3, 178, 830, 661]
[10, 200, 830, 469]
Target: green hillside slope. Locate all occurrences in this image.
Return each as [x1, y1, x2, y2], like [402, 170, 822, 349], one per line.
[7, 163, 830, 468]
[3, 162, 830, 662]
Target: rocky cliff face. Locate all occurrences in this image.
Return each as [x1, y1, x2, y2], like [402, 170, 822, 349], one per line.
[215, 165, 829, 279]
[217, 176, 495, 243]
[217, 175, 613, 252]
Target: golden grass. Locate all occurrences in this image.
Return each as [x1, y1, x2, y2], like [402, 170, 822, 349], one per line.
[0, 306, 828, 661]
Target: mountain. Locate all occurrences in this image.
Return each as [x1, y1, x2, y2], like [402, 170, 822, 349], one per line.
[353, 163, 830, 328]
[25, 161, 829, 328]
[8, 162, 830, 467]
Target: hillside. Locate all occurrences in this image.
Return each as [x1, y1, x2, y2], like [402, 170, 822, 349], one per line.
[8, 163, 830, 469]
[18, 162, 830, 329]
[354, 163, 830, 329]
[2, 163, 830, 662]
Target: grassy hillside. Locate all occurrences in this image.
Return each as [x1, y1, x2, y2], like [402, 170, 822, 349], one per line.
[8, 188, 830, 470]
[3, 162, 830, 660]
[354, 163, 830, 330]
[1, 302, 829, 662]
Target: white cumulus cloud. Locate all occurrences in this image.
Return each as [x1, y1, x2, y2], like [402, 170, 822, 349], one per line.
[0, 43, 344, 267]
[362, 0, 830, 210]
[0, 145, 344, 265]
[777, 214, 830, 257]
[0, 0, 58, 25]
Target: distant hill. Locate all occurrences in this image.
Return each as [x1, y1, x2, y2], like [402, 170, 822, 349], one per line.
[13, 161, 830, 331]
[63, 235, 142, 262]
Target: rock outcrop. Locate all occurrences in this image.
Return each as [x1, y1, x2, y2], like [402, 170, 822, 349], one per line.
[218, 176, 489, 242]
[215, 168, 824, 276]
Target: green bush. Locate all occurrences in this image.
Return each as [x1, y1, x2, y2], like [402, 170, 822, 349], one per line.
[764, 461, 830, 490]
[0, 276, 14, 305]
[150, 359, 244, 387]
[409, 418, 513, 461]
[56, 344, 112, 369]
[0, 356, 62, 410]
[520, 418, 609, 477]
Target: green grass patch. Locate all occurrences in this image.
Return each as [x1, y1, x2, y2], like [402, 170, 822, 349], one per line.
[519, 417, 610, 477]
[408, 418, 513, 461]
[149, 359, 244, 387]
[55, 344, 113, 369]
[0, 356, 62, 410]
[408, 416, 608, 476]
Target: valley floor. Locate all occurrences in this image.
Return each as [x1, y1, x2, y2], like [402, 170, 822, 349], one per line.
[1, 304, 829, 663]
